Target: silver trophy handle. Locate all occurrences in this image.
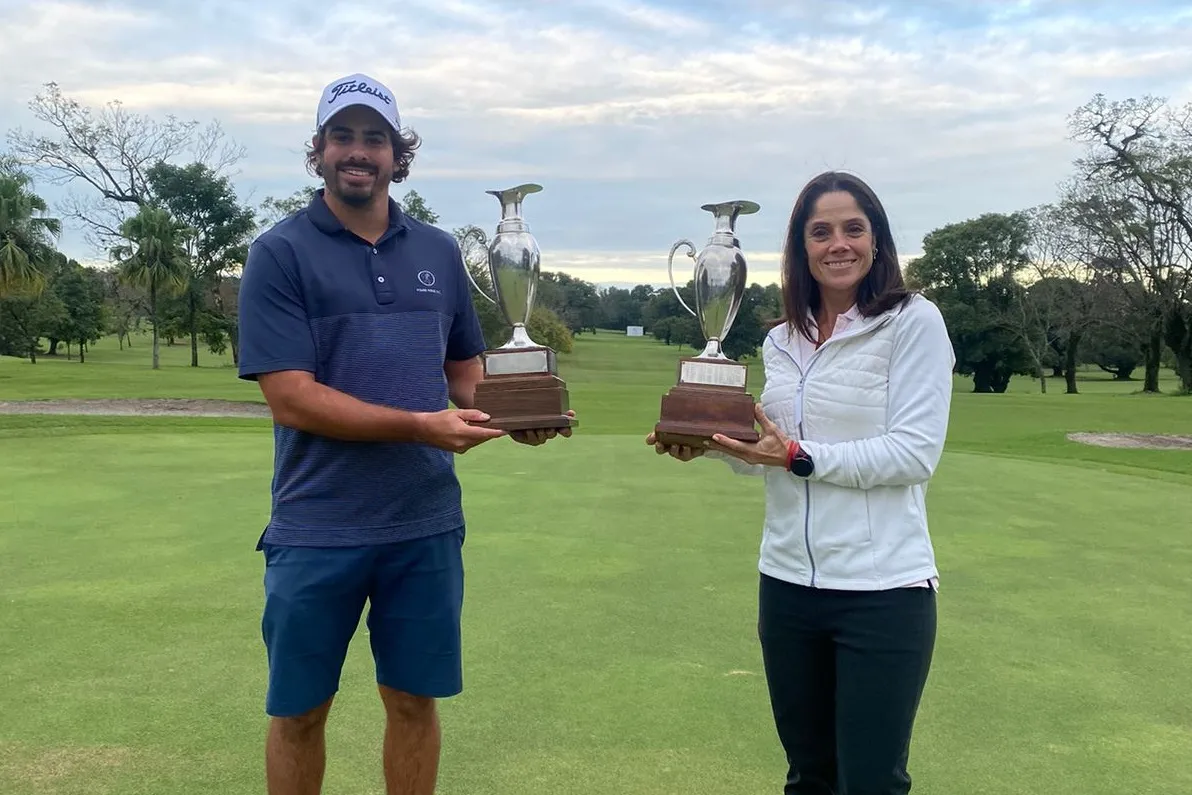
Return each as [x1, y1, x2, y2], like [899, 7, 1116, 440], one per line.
[667, 239, 699, 318]
[459, 227, 498, 305]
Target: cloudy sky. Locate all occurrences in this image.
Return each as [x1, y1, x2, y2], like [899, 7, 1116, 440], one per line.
[2, 0, 1191, 288]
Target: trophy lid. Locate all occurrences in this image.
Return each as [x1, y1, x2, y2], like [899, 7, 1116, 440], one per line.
[701, 200, 760, 216]
[485, 184, 543, 223]
[486, 183, 543, 200]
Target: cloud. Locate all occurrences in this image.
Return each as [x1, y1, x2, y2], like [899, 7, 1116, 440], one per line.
[539, 248, 785, 289]
[3, 0, 1192, 288]
[571, 0, 711, 34]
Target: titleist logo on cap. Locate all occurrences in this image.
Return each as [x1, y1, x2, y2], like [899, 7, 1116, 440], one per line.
[328, 79, 392, 106]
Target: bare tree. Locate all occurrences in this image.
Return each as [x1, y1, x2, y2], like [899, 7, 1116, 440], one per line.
[1005, 202, 1113, 395]
[5, 82, 246, 251]
[1032, 200, 1132, 393]
[1009, 205, 1067, 393]
[1062, 168, 1187, 392]
[1068, 94, 1192, 392]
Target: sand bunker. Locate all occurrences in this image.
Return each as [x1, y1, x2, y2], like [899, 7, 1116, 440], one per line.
[0, 398, 271, 418]
[1067, 432, 1192, 450]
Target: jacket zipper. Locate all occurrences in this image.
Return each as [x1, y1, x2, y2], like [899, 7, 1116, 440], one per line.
[773, 342, 820, 586]
[797, 360, 817, 587]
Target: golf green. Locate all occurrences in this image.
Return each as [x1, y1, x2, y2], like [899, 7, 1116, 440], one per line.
[1, 331, 1190, 794]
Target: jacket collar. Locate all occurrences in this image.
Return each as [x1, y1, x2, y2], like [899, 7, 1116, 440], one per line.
[768, 302, 898, 359]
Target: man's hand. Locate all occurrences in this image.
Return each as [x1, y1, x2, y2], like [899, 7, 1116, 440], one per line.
[644, 431, 706, 462]
[419, 409, 508, 453]
[510, 410, 576, 446]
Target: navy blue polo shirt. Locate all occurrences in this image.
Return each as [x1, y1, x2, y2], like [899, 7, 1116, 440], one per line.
[237, 189, 487, 547]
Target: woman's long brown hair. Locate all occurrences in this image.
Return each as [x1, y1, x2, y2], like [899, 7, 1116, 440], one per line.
[779, 171, 912, 344]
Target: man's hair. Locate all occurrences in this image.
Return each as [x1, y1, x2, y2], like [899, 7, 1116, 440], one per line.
[304, 127, 422, 184]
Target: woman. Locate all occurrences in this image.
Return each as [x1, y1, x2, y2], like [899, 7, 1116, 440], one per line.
[647, 171, 955, 794]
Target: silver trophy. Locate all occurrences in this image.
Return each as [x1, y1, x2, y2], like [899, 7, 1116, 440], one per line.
[668, 199, 758, 365]
[461, 183, 555, 376]
[461, 183, 575, 430]
[653, 199, 760, 445]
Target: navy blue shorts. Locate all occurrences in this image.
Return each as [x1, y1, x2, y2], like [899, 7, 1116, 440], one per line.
[259, 527, 465, 718]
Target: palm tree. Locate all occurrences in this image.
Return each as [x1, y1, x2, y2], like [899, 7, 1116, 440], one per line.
[111, 205, 189, 369]
[0, 168, 60, 298]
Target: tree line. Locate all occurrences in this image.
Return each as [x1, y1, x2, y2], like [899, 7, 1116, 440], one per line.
[907, 95, 1192, 394]
[1, 84, 1189, 394]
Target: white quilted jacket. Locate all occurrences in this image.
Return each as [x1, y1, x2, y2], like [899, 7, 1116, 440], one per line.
[708, 294, 956, 590]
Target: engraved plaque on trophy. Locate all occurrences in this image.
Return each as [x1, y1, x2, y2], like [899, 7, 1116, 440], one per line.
[461, 184, 576, 432]
[653, 200, 761, 447]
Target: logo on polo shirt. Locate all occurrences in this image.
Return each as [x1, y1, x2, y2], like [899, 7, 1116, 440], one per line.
[415, 269, 442, 296]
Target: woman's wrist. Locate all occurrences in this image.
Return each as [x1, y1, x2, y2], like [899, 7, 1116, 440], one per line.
[783, 440, 799, 470]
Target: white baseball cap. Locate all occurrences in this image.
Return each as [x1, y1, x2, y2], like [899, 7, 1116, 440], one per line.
[316, 73, 402, 134]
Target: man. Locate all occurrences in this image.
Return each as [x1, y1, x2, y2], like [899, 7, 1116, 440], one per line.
[237, 72, 571, 795]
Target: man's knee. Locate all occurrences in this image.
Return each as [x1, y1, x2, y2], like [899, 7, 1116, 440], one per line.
[272, 698, 334, 742]
[379, 685, 436, 725]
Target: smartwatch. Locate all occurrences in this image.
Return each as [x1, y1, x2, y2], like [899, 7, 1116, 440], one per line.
[786, 440, 814, 478]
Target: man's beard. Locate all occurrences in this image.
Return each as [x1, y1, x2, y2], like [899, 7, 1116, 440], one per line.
[337, 186, 374, 207]
[327, 162, 389, 206]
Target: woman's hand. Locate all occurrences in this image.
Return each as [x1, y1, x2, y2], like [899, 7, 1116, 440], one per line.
[709, 403, 791, 467]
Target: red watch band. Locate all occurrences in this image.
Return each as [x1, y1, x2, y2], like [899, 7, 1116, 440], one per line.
[785, 440, 800, 470]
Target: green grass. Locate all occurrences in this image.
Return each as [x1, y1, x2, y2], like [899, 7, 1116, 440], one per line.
[1, 331, 1191, 794]
[0, 335, 255, 402]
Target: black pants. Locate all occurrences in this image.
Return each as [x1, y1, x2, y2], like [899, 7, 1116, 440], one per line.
[758, 573, 937, 795]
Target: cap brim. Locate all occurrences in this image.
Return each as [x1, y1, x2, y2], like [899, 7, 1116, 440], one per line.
[319, 102, 401, 134]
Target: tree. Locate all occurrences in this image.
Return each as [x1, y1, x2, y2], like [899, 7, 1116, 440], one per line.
[1081, 278, 1150, 380]
[0, 289, 67, 363]
[651, 316, 675, 345]
[96, 267, 143, 350]
[1011, 203, 1102, 394]
[596, 286, 645, 330]
[111, 206, 189, 369]
[906, 212, 1035, 393]
[147, 161, 256, 366]
[527, 306, 573, 353]
[1013, 205, 1066, 393]
[399, 190, 438, 224]
[257, 186, 317, 232]
[756, 282, 784, 326]
[6, 82, 244, 249]
[1062, 174, 1181, 393]
[44, 255, 106, 362]
[643, 285, 693, 334]
[1068, 93, 1192, 393]
[540, 272, 600, 334]
[0, 163, 60, 298]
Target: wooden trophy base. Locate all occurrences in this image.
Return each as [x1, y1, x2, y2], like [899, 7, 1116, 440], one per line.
[471, 346, 577, 432]
[654, 356, 759, 447]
